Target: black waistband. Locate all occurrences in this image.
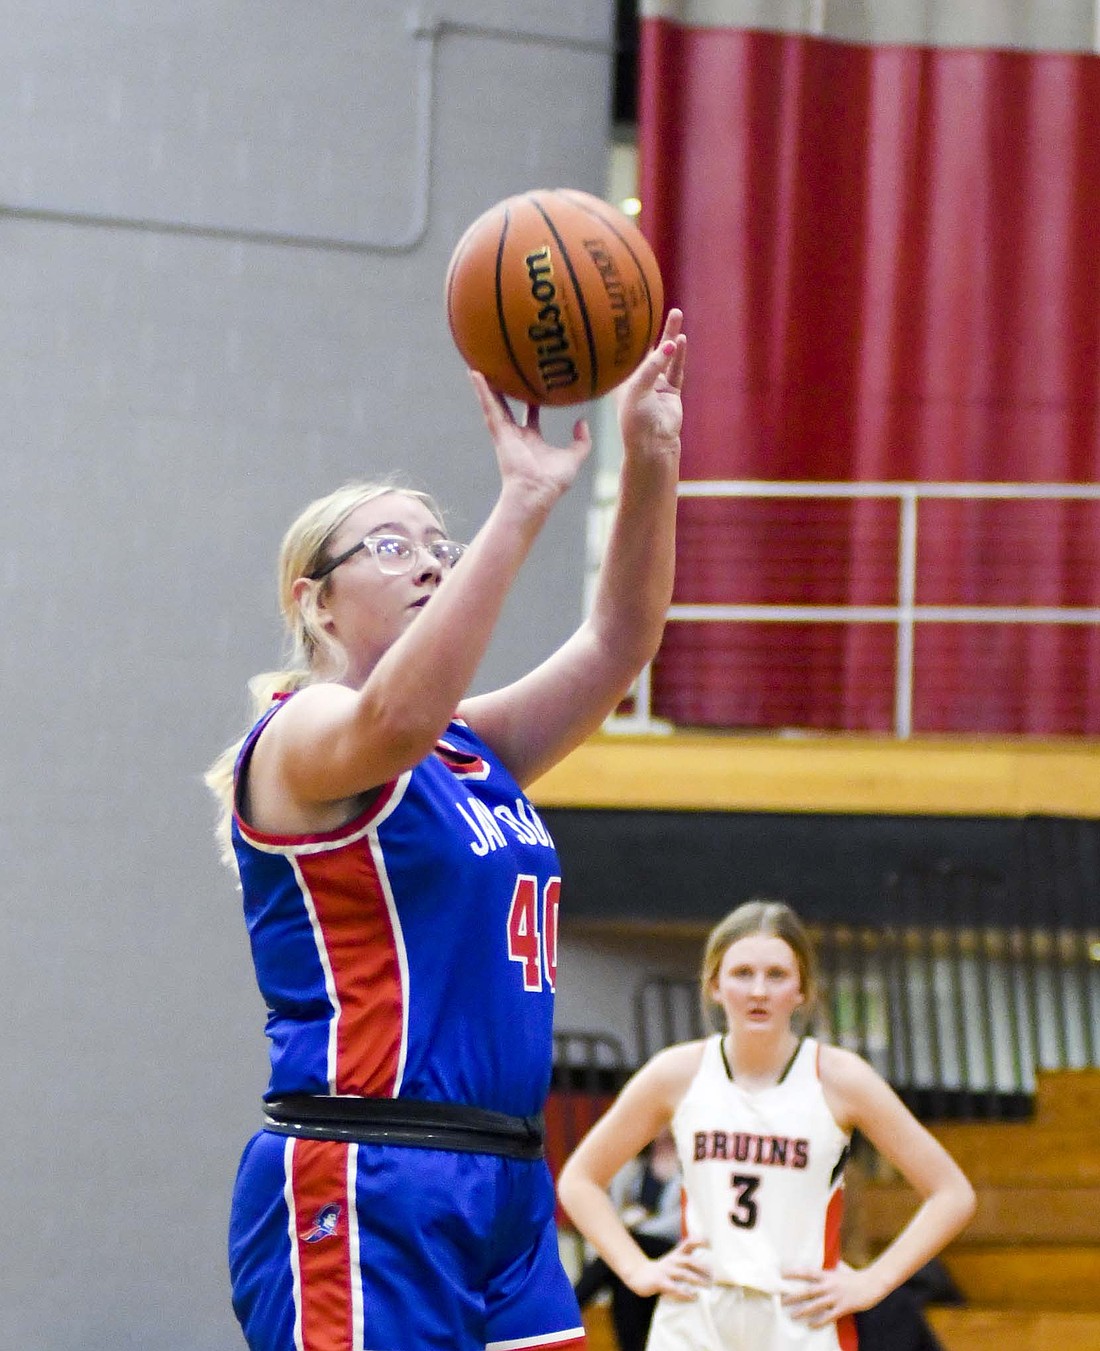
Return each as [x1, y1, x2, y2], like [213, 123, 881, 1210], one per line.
[262, 1095, 545, 1160]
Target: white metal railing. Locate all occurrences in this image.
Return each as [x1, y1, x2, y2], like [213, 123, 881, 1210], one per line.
[602, 480, 1100, 738]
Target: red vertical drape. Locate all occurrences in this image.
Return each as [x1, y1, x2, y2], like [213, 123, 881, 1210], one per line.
[639, 21, 1100, 733]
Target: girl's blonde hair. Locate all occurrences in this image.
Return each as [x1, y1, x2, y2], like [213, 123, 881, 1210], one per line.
[204, 479, 444, 869]
[699, 898, 817, 1028]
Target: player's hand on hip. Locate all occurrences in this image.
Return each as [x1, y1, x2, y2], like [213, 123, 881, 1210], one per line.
[629, 1236, 711, 1300]
[781, 1261, 879, 1327]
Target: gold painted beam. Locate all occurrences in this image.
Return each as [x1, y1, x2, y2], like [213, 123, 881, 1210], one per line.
[528, 733, 1100, 818]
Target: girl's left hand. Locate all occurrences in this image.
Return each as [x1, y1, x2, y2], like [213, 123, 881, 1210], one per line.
[780, 1262, 882, 1327]
[615, 308, 686, 452]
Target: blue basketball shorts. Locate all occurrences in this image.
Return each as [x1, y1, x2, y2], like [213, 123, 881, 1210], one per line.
[228, 1129, 586, 1351]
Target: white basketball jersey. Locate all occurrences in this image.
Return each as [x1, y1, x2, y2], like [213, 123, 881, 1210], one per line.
[671, 1036, 850, 1294]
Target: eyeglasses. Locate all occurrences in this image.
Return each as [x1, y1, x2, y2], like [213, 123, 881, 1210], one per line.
[308, 532, 467, 581]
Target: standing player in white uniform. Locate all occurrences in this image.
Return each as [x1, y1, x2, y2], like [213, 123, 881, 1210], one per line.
[558, 901, 975, 1350]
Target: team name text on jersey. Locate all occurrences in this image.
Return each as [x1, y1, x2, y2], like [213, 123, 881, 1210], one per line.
[455, 796, 554, 856]
[693, 1131, 810, 1168]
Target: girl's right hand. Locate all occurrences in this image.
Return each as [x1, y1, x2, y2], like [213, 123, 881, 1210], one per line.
[467, 371, 592, 512]
[626, 1237, 712, 1300]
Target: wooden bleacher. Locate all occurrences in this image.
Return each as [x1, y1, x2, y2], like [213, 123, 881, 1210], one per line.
[860, 1068, 1100, 1351]
[579, 1303, 620, 1351]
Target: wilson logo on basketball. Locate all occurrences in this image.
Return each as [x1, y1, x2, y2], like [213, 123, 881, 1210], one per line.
[524, 247, 580, 394]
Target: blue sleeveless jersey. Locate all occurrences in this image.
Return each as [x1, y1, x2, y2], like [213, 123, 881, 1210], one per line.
[231, 704, 561, 1118]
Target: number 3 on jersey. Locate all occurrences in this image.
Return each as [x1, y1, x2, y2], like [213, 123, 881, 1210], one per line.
[506, 874, 560, 991]
[729, 1173, 760, 1229]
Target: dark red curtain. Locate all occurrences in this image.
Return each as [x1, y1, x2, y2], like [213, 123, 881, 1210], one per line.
[639, 21, 1100, 733]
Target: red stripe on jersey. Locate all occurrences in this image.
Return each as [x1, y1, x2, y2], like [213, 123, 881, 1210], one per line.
[297, 842, 404, 1096]
[434, 740, 488, 778]
[290, 1139, 355, 1351]
[235, 776, 401, 850]
[837, 1311, 859, 1351]
[824, 1185, 858, 1347]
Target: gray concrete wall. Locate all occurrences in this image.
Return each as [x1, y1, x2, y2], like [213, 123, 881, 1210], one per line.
[0, 4, 614, 1347]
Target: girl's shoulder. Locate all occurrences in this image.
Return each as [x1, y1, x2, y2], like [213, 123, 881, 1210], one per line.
[641, 1037, 711, 1100]
[816, 1041, 879, 1086]
[816, 1042, 889, 1131]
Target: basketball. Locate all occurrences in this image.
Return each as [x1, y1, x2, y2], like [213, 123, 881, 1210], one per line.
[444, 188, 665, 407]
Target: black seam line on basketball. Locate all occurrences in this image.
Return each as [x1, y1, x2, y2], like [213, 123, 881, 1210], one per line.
[560, 191, 658, 347]
[529, 193, 599, 398]
[495, 205, 542, 402]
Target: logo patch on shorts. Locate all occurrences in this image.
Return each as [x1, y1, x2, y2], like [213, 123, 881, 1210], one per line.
[302, 1202, 341, 1243]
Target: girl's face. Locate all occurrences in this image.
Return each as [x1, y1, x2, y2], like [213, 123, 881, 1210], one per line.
[313, 491, 451, 677]
[710, 933, 804, 1033]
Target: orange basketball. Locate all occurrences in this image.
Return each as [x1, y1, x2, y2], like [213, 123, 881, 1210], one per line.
[444, 188, 665, 407]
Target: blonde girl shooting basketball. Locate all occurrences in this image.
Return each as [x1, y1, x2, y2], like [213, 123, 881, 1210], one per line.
[205, 312, 686, 1351]
[557, 901, 975, 1351]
